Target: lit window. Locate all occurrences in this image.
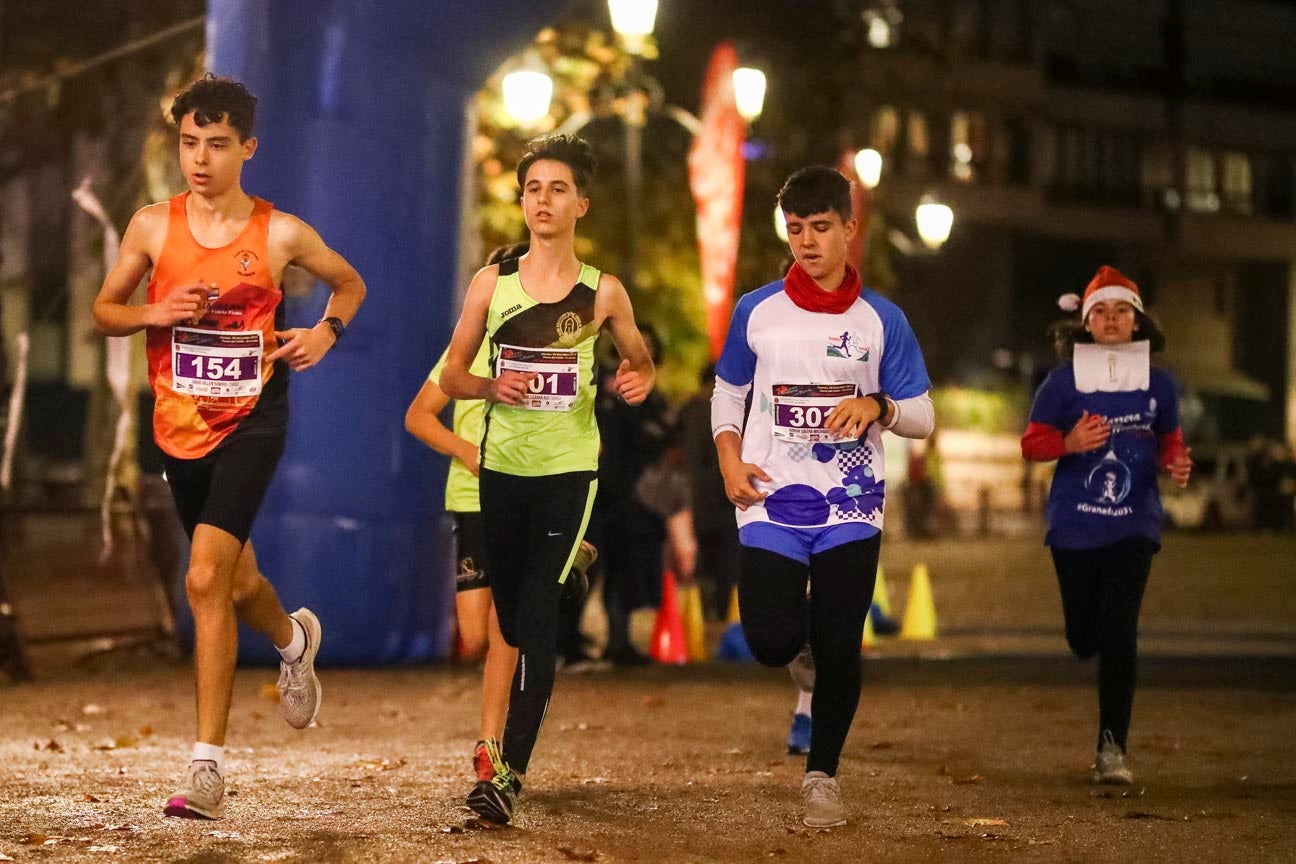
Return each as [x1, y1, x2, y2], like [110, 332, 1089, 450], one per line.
[1220, 152, 1252, 215]
[1186, 147, 1219, 213]
[871, 106, 900, 156]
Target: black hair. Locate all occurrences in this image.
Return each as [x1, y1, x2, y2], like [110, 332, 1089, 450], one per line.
[486, 242, 529, 266]
[1049, 309, 1166, 359]
[777, 166, 852, 222]
[170, 73, 257, 141]
[515, 134, 597, 194]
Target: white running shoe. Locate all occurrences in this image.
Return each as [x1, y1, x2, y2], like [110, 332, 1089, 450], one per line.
[1092, 730, 1134, 785]
[277, 608, 322, 729]
[787, 643, 815, 693]
[164, 760, 225, 820]
[801, 770, 847, 827]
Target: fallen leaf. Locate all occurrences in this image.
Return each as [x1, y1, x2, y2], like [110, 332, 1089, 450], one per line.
[441, 825, 465, 834]
[56, 719, 91, 733]
[20, 834, 46, 845]
[81, 703, 106, 716]
[82, 793, 102, 802]
[641, 695, 665, 707]
[88, 846, 119, 854]
[581, 777, 610, 785]
[0, 852, 15, 861]
[953, 774, 985, 785]
[1125, 811, 1173, 821]
[463, 818, 502, 831]
[259, 683, 281, 702]
[556, 847, 601, 861]
[138, 725, 153, 738]
[35, 739, 64, 752]
[765, 850, 787, 857]
[867, 741, 893, 750]
[963, 818, 1009, 827]
[93, 735, 139, 751]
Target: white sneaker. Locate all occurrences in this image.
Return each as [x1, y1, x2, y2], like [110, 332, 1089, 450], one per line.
[164, 760, 225, 819]
[801, 770, 846, 827]
[277, 608, 322, 729]
[787, 643, 815, 693]
[1092, 730, 1134, 785]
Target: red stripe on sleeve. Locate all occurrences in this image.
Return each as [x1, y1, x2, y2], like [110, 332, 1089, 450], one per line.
[1022, 421, 1067, 462]
[1158, 427, 1187, 471]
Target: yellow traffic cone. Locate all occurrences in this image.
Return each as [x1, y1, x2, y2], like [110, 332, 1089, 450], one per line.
[873, 565, 892, 617]
[861, 611, 876, 650]
[680, 581, 709, 662]
[726, 586, 741, 625]
[899, 562, 937, 640]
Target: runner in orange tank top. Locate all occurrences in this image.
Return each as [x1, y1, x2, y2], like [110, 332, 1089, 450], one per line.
[92, 75, 366, 821]
[146, 192, 285, 460]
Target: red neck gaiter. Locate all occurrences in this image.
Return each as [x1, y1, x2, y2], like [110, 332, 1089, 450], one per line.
[783, 262, 862, 314]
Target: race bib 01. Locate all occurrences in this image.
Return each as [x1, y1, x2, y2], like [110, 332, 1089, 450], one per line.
[171, 327, 263, 399]
[771, 382, 857, 442]
[496, 344, 580, 411]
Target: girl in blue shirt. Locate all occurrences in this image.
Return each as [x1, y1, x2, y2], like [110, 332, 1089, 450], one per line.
[1022, 266, 1192, 785]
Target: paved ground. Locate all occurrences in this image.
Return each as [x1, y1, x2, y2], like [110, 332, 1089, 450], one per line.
[1, 532, 1294, 862]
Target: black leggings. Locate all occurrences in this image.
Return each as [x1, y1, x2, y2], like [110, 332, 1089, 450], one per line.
[1051, 537, 1155, 751]
[480, 468, 598, 775]
[738, 535, 880, 777]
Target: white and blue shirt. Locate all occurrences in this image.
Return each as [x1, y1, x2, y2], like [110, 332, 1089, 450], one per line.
[714, 280, 930, 536]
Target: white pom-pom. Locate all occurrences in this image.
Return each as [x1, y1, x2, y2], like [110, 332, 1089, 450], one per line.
[1057, 293, 1082, 313]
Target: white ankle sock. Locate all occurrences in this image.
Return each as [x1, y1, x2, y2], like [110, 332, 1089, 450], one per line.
[191, 741, 225, 775]
[276, 616, 306, 663]
[796, 691, 813, 716]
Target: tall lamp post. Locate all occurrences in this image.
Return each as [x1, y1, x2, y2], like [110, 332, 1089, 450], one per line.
[500, 0, 766, 297]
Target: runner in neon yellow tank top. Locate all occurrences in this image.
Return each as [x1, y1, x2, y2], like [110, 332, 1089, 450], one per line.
[441, 135, 655, 825]
[405, 242, 599, 789]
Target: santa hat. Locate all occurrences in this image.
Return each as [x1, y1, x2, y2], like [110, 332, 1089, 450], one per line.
[1058, 266, 1144, 319]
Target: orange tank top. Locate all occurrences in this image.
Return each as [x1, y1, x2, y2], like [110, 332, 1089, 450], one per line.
[146, 193, 287, 460]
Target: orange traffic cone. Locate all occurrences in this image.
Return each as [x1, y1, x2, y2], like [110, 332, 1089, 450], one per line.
[650, 571, 688, 664]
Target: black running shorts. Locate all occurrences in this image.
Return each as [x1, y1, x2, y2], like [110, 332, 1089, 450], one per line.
[452, 511, 489, 592]
[161, 432, 285, 545]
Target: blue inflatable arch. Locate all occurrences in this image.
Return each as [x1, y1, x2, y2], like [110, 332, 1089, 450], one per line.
[203, 0, 565, 663]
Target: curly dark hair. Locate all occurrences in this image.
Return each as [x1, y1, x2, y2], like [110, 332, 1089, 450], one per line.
[515, 134, 596, 194]
[170, 74, 257, 141]
[1049, 309, 1166, 359]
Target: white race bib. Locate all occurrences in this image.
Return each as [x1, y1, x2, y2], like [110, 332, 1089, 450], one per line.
[1073, 341, 1150, 393]
[771, 382, 857, 443]
[495, 344, 580, 411]
[171, 327, 263, 398]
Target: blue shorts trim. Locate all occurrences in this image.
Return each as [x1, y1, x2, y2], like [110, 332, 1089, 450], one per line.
[739, 522, 880, 565]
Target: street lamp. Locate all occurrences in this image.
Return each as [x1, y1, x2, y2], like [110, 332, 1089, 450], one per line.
[732, 68, 767, 122]
[914, 196, 954, 250]
[501, 69, 553, 126]
[608, 0, 658, 55]
[853, 148, 883, 189]
[773, 205, 788, 242]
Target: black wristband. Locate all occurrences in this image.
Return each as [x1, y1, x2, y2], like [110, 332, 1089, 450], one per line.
[866, 391, 891, 425]
[318, 316, 345, 341]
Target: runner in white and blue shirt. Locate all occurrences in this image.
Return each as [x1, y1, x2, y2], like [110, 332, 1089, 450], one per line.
[711, 167, 934, 828]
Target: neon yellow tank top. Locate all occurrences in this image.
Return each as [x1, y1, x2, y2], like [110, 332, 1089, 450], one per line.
[428, 339, 491, 512]
[482, 258, 601, 476]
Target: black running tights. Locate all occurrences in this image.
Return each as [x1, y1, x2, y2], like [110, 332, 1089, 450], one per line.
[1051, 537, 1155, 751]
[738, 536, 880, 777]
[480, 468, 598, 775]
